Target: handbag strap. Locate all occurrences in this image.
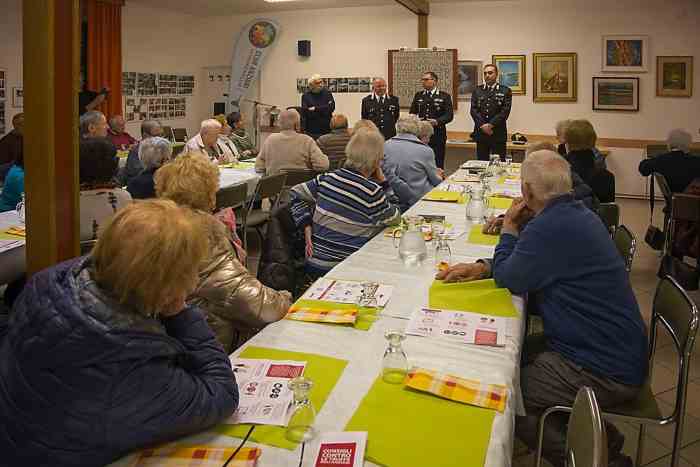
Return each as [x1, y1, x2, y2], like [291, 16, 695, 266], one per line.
[649, 174, 655, 223]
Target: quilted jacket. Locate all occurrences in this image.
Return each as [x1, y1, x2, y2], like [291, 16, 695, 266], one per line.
[0, 256, 239, 467]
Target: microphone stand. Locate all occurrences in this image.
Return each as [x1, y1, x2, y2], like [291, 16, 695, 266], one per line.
[242, 98, 277, 147]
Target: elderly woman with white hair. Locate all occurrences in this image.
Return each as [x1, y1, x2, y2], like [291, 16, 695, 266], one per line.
[382, 114, 444, 211]
[301, 73, 335, 139]
[290, 128, 401, 276]
[185, 119, 237, 164]
[126, 136, 172, 199]
[438, 150, 646, 467]
[639, 128, 700, 193]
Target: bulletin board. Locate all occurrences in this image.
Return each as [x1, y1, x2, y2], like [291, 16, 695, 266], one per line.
[388, 49, 458, 110]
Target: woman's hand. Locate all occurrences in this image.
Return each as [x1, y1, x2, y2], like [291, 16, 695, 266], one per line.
[304, 225, 314, 258]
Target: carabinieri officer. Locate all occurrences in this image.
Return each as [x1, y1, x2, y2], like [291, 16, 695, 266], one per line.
[470, 63, 512, 161]
[361, 77, 400, 140]
[409, 71, 454, 169]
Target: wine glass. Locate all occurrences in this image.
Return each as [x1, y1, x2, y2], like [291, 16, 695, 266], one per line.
[285, 377, 318, 443]
[382, 330, 408, 384]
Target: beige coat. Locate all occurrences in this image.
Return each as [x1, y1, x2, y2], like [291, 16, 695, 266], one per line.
[255, 130, 329, 175]
[189, 213, 292, 352]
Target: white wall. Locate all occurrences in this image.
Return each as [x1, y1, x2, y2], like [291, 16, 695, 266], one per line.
[0, 0, 23, 132]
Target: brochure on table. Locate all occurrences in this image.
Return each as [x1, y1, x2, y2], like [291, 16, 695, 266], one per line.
[302, 278, 392, 307]
[314, 432, 367, 467]
[227, 358, 307, 426]
[406, 308, 507, 347]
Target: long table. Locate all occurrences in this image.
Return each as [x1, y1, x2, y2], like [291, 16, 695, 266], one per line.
[112, 168, 525, 467]
[0, 211, 25, 286]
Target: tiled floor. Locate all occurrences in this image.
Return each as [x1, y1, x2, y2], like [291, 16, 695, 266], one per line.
[513, 198, 700, 467]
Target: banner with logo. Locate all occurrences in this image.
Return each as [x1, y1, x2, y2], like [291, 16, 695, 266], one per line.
[228, 18, 280, 113]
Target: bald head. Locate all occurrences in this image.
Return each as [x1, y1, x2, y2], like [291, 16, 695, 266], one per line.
[279, 109, 301, 131]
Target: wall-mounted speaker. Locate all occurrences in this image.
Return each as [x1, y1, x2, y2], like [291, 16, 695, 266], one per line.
[298, 40, 311, 57]
[213, 102, 226, 115]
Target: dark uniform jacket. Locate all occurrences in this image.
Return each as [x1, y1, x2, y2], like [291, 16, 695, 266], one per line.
[301, 89, 335, 137]
[409, 89, 454, 138]
[361, 94, 400, 140]
[470, 83, 512, 142]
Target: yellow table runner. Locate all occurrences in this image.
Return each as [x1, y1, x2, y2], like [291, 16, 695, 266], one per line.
[468, 224, 500, 246]
[220, 161, 256, 169]
[345, 376, 496, 467]
[488, 196, 514, 210]
[287, 299, 380, 331]
[429, 278, 518, 317]
[216, 346, 348, 450]
[422, 190, 464, 203]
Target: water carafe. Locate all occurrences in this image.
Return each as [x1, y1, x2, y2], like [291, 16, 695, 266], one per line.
[466, 185, 486, 223]
[393, 216, 427, 267]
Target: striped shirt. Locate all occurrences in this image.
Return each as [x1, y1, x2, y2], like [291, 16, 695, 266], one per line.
[290, 168, 401, 273]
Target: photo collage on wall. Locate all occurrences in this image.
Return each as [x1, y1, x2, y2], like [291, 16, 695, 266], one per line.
[0, 69, 6, 135]
[296, 77, 371, 94]
[122, 71, 195, 122]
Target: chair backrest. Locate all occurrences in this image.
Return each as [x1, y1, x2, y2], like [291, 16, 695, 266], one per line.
[613, 224, 636, 272]
[566, 387, 607, 467]
[281, 169, 319, 189]
[254, 173, 287, 201]
[654, 173, 673, 205]
[671, 194, 700, 223]
[646, 144, 668, 158]
[597, 203, 620, 236]
[80, 240, 97, 256]
[161, 126, 174, 142]
[651, 276, 699, 420]
[215, 183, 248, 213]
[172, 128, 188, 143]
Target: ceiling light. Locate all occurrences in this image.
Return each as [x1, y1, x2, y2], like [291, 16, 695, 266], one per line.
[264, 0, 299, 3]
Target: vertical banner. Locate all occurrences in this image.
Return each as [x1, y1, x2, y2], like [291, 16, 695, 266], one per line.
[228, 18, 280, 113]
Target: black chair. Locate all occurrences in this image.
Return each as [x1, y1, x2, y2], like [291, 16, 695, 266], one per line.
[597, 203, 620, 237]
[613, 225, 636, 273]
[241, 173, 287, 251]
[566, 387, 608, 467]
[172, 128, 188, 143]
[660, 193, 700, 290]
[215, 183, 248, 213]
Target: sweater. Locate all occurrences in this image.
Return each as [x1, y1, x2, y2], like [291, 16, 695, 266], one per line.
[316, 129, 352, 170]
[493, 194, 648, 386]
[301, 89, 335, 137]
[290, 168, 401, 273]
[256, 130, 329, 176]
[0, 164, 24, 212]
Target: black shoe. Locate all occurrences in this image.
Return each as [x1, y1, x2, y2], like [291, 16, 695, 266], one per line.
[608, 454, 633, 467]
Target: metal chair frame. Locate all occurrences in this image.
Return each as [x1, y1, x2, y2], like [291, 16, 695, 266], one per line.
[597, 202, 620, 237]
[613, 224, 637, 273]
[240, 173, 287, 253]
[566, 387, 608, 467]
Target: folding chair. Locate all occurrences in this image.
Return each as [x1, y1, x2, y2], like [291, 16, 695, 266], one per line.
[172, 128, 188, 143]
[241, 173, 287, 251]
[215, 183, 248, 213]
[566, 387, 608, 467]
[613, 225, 636, 273]
[597, 203, 620, 237]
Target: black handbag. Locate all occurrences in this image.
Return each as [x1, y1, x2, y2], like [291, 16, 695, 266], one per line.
[658, 255, 700, 291]
[645, 175, 665, 250]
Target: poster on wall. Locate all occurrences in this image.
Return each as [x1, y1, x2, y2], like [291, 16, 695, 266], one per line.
[124, 96, 187, 122]
[122, 72, 136, 96]
[228, 18, 281, 112]
[137, 72, 157, 96]
[177, 75, 195, 95]
[158, 74, 178, 95]
[296, 77, 371, 94]
[388, 49, 458, 110]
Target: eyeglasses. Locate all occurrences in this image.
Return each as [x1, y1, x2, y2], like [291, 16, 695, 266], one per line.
[421, 77, 434, 81]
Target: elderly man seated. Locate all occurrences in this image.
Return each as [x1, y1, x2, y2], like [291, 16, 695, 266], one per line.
[383, 115, 444, 211]
[226, 112, 258, 160]
[186, 119, 236, 164]
[437, 150, 646, 467]
[80, 110, 109, 139]
[316, 114, 352, 170]
[119, 119, 163, 186]
[127, 136, 172, 199]
[290, 128, 400, 277]
[256, 109, 329, 176]
[107, 115, 138, 150]
[639, 128, 700, 193]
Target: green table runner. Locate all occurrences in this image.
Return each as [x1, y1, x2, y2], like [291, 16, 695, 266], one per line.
[468, 225, 500, 246]
[216, 346, 348, 450]
[488, 196, 514, 209]
[429, 279, 518, 317]
[220, 161, 256, 169]
[291, 299, 381, 331]
[345, 376, 496, 467]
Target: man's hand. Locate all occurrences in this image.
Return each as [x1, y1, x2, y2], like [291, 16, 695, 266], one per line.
[373, 165, 386, 183]
[480, 123, 494, 136]
[482, 215, 503, 235]
[502, 198, 534, 233]
[436, 168, 445, 180]
[435, 262, 489, 283]
[304, 225, 313, 258]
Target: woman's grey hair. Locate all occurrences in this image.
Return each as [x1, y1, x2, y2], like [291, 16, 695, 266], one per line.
[667, 129, 692, 153]
[139, 136, 173, 170]
[417, 120, 434, 140]
[80, 111, 104, 136]
[141, 119, 162, 138]
[395, 114, 420, 136]
[525, 141, 557, 156]
[555, 119, 572, 138]
[344, 129, 385, 175]
[279, 109, 300, 131]
[200, 119, 222, 133]
[521, 150, 573, 203]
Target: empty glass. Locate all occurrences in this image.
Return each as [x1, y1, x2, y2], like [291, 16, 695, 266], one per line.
[434, 234, 452, 270]
[15, 193, 25, 224]
[382, 330, 409, 384]
[285, 376, 318, 443]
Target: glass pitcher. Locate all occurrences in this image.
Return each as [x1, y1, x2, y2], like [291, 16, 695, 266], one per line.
[393, 216, 427, 268]
[285, 376, 318, 443]
[382, 330, 409, 384]
[466, 185, 486, 223]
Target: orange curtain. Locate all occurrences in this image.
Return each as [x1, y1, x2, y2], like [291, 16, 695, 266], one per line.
[86, 0, 122, 118]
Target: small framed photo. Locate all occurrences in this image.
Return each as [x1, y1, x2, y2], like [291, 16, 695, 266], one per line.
[657, 56, 693, 97]
[592, 77, 639, 112]
[492, 55, 526, 95]
[602, 35, 649, 73]
[533, 52, 577, 102]
[456, 60, 483, 99]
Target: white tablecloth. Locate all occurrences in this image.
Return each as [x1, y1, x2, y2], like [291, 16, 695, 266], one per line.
[0, 210, 25, 286]
[219, 167, 261, 196]
[112, 169, 524, 467]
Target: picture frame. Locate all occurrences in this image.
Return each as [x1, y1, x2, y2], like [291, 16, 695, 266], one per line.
[456, 60, 483, 99]
[602, 35, 649, 73]
[592, 77, 639, 112]
[12, 87, 23, 108]
[492, 55, 526, 95]
[656, 56, 693, 97]
[533, 53, 577, 102]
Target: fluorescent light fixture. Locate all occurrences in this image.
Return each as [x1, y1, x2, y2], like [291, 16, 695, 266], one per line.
[264, 0, 299, 2]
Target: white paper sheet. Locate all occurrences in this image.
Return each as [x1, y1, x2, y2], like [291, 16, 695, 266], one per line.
[302, 278, 393, 307]
[405, 308, 507, 347]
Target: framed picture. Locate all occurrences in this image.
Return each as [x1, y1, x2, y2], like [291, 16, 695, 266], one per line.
[492, 55, 526, 95]
[12, 87, 23, 108]
[657, 56, 693, 97]
[533, 53, 577, 102]
[602, 35, 649, 72]
[457, 60, 482, 99]
[592, 77, 639, 111]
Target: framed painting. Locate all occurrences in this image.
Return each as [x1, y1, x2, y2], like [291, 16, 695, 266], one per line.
[457, 60, 483, 99]
[657, 56, 693, 97]
[602, 35, 649, 72]
[533, 53, 577, 102]
[593, 77, 639, 111]
[492, 55, 526, 95]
